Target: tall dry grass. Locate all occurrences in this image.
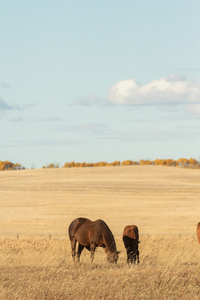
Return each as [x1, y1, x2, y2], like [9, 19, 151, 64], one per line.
[1, 165, 200, 299]
[1, 237, 200, 299]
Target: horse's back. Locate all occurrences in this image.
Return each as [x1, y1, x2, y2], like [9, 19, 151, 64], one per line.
[68, 218, 98, 247]
[68, 217, 89, 240]
[93, 219, 110, 232]
[68, 218, 115, 249]
[77, 219, 109, 243]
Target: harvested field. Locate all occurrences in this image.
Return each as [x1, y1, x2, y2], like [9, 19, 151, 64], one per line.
[0, 165, 200, 299]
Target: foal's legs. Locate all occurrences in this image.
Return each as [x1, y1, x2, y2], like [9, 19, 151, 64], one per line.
[130, 250, 139, 264]
[136, 250, 140, 264]
[131, 253, 136, 264]
[126, 248, 131, 263]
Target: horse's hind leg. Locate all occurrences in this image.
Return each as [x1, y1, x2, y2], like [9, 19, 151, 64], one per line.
[71, 238, 77, 262]
[90, 241, 96, 262]
[77, 244, 84, 262]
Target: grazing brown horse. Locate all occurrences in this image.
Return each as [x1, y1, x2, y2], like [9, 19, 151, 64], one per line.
[68, 217, 119, 263]
[122, 225, 140, 264]
[197, 223, 200, 243]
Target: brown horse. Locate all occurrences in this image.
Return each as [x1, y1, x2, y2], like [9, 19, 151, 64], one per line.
[122, 225, 140, 264]
[68, 217, 120, 263]
[197, 223, 200, 243]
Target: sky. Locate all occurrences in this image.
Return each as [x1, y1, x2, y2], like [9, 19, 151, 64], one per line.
[1, 0, 200, 169]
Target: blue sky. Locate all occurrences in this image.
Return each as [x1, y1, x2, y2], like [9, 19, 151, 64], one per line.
[1, 1, 200, 168]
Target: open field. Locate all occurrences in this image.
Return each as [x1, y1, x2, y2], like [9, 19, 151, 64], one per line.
[1, 165, 200, 299]
[1, 165, 200, 237]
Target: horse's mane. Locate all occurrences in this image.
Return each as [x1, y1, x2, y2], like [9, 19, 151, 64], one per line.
[96, 219, 116, 250]
[97, 219, 114, 235]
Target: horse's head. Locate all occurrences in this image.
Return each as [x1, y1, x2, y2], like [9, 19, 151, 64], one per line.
[107, 251, 121, 264]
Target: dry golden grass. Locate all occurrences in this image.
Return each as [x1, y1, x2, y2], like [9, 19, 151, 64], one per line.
[1, 237, 200, 299]
[1, 165, 200, 299]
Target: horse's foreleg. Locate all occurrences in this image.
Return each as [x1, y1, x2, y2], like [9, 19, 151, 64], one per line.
[90, 242, 96, 262]
[77, 244, 84, 262]
[71, 238, 77, 262]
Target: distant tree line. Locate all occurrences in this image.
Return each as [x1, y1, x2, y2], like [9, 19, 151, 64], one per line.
[0, 161, 24, 170]
[138, 158, 200, 168]
[1, 158, 199, 171]
[44, 158, 200, 169]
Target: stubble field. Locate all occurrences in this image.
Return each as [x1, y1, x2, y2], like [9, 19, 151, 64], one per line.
[1, 165, 200, 299]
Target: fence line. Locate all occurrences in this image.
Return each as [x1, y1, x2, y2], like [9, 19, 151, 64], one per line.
[0, 232, 197, 240]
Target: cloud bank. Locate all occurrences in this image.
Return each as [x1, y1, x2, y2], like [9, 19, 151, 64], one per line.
[62, 123, 109, 134]
[0, 82, 10, 89]
[73, 95, 103, 106]
[108, 74, 200, 112]
[0, 98, 13, 111]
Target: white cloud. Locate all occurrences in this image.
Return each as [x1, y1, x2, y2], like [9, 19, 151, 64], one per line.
[108, 75, 200, 108]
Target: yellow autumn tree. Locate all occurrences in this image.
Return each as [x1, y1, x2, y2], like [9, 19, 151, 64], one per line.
[121, 160, 133, 166]
[0, 161, 22, 170]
